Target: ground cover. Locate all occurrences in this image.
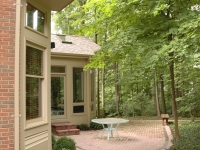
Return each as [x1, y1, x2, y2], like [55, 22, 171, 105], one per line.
[168, 121, 200, 150]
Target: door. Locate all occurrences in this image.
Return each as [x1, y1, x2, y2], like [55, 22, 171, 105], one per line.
[51, 75, 66, 118]
[20, 1, 51, 149]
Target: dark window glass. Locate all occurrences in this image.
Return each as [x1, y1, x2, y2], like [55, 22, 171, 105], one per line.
[26, 3, 45, 33]
[73, 68, 84, 103]
[73, 106, 84, 113]
[91, 69, 95, 102]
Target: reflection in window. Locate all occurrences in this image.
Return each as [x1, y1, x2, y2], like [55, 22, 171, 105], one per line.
[26, 77, 41, 120]
[26, 3, 45, 33]
[26, 46, 43, 120]
[26, 46, 43, 76]
[73, 68, 84, 103]
[51, 77, 64, 116]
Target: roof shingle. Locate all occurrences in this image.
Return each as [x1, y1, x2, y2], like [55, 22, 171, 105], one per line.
[51, 34, 100, 55]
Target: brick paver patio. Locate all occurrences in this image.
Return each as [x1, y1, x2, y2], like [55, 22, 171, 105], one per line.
[57, 120, 173, 150]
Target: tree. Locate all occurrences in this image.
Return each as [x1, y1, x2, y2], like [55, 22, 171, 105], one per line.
[53, 0, 200, 142]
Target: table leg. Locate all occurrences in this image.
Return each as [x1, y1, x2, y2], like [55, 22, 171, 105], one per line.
[116, 129, 121, 139]
[100, 124, 105, 138]
[107, 124, 113, 140]
[100, 123, 121, 140]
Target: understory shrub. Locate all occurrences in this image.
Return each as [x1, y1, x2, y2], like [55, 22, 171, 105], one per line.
[90, 122, 103, 130]
[77, 124, 89, 130]
[54, 137, 76, 150]
[52, 134, 56, 148]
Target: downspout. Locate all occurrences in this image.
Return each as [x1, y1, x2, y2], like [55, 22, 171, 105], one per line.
[14, 0, 21, 150]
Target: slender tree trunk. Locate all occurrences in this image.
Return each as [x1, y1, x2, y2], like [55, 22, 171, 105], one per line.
[94, 33, 100, 116]
[101, 67, 105, 116]
[175, 87, 180, 98]
[130, 63, 135, 117]
[114, 63, 120, 117]
[96, 68, 100, 116]
[160, 74, 166, 114]
[169, 52, 180, 141]
[155, 69, 160, 116]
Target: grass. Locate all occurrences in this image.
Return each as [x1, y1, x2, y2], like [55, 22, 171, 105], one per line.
[168, 121, 200, 150]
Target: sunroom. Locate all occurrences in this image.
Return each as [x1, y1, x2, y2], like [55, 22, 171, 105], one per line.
[50, 34, 100, 125]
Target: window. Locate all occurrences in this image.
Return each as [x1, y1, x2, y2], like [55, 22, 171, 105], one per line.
[73, 68, 84, 103]
[26, 3, 45, 33]
[26, 46, 43, 120]
[73, 106, 84, 113]
[90, 69, 95, 102]
[73, 68, 84, 113]
[51, 66, 65, 73]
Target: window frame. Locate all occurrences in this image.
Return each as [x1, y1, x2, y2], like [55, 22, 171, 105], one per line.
[25, 1, 47, 36]
[25, 42, 47, 128]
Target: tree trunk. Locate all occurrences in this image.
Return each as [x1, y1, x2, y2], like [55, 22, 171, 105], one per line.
[101, 67, 105, 116]
[94, 33, 100, 116]
[114, 63, 120, 117]
[155, 70, 160, 116]
[169, 52, 180, 141]
[160, 74, 166, 114]
[96, 68, 100, 116]
[130, 63, 135, 117]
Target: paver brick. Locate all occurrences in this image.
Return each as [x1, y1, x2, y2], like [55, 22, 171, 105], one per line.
[56, 120, 173, 150]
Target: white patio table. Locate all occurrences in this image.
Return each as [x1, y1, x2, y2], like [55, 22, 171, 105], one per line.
[91, 118, 129, 140]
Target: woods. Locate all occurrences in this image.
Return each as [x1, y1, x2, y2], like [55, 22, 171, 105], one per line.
[52, 0, 200, 142]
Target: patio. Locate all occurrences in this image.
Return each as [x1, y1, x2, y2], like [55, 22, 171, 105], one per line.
[55, 119, 173, 150]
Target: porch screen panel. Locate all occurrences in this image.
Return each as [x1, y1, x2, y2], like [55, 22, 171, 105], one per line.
[73, 68, 84, 113]
[91, 69, 95, 102]
[90, 69, 95, 111]
[73, 68, 84, 103]
[26, 46, 43, 120]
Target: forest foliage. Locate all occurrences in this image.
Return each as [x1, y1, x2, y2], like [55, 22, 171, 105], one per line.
[52, 0, 200, 119]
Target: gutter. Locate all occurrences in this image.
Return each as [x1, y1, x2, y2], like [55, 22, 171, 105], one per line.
[14, 0, 21, 150]
[51, 52, 93, 59]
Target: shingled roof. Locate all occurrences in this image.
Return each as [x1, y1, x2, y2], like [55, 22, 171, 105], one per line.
[51, 34, 100, 55]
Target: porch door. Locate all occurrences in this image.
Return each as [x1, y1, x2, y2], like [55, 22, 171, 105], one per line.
[20, 1, 51, 150]
[51, 75, 65, 117]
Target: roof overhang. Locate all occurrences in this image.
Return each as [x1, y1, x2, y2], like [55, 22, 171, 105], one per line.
[35, 0, 74, 11]
[51, 52, 93, 59]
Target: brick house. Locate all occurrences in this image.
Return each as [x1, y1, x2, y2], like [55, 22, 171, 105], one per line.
[0, 0, 99, 150]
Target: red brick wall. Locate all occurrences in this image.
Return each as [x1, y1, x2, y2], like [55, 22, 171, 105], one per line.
[0, 0, 16, 149]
